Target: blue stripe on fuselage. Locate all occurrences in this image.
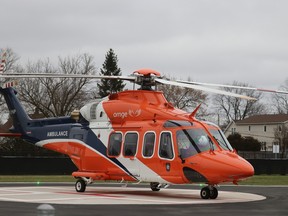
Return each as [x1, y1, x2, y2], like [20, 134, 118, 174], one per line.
[24, 123, 136, 179]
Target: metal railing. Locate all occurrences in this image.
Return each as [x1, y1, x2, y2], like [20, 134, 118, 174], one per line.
[238, 151, 288, 159]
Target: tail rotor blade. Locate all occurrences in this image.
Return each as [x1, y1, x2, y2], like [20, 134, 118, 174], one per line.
[0, 51, 7, 74]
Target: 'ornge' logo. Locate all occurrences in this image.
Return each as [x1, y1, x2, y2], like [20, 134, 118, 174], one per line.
[113, 109, 141, 119]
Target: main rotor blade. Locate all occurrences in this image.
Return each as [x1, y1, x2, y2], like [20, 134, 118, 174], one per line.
[0, 73, 136, 81]
[177, 80, 288, 95]
[156, 78, 257, 100]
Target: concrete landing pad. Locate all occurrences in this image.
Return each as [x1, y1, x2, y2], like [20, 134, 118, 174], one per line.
[0, 186, 265, 205]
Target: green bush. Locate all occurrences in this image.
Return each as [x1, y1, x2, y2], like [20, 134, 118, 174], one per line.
[227, 132, 261, 151]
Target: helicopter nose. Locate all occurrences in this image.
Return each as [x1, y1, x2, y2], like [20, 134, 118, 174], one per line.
[184, 152, 255, 184]
[238, 158, 254, 178]
[222, 153, 254, 182]
[209, 152, 254, 183]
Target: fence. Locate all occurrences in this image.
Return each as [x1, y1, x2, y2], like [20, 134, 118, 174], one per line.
[0, 157, 287, 175]
[0, 157, 77, 175]
[248, 159, 288, 175]
[238, 151, 287, 159]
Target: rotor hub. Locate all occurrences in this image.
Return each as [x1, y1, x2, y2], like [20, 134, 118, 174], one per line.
[133, 68, 161, 90]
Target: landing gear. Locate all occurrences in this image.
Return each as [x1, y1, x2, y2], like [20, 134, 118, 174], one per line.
[200, 187, 210, 199]
[200, 186, 218, 199]
[149, 182, 169, 191]
[74, 176, 94, 193]
[75, 179, 86, 192]
[209, 187, 218, 199]
[150, 182, 160, 191]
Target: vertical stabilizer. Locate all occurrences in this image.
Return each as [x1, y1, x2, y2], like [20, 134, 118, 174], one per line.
[0, 87, 31, 134]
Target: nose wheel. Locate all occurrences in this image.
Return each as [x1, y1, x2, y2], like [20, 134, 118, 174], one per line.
[200, 186, 218, 199]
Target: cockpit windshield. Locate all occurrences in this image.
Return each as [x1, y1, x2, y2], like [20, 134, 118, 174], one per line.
[176, 128, 217, 159]
[209, 129, 233, 151]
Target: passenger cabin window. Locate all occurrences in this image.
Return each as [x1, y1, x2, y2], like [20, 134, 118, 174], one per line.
[143, 132, 155, 157]
[123, 133, 138, 157]
[159, 132, 174, 159]
[108, 133, 122, 156]
[90, 103, 98, 119]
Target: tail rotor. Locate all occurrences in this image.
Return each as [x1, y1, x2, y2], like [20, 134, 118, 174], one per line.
[0, 50, 7, 74]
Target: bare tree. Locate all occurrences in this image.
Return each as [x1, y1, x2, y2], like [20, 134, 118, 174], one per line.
[17, 53, 97, 117]
[272, 79, 288, 114]
[0, 48, 20, 72]
[157, 77, 208, 118]
[0, 48, 20, 123]
[213, 81, 267, 125]
[274, 124, 288, 158]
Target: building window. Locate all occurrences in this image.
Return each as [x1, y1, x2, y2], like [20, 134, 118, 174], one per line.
[261, 142, 267, 151]
[232, 128, 236, 134]
[248, 126, 251, 131]
[108, 132, 122, 156]
[142, 132, 155, 157]
[264, 125, 267, 132]
[123, 133, 138, 157]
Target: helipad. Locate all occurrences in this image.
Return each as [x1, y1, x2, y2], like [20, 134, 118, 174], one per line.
[0, 185, 265, 205]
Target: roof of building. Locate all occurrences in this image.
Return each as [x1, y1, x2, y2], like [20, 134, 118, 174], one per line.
[236, 114, 288, 125]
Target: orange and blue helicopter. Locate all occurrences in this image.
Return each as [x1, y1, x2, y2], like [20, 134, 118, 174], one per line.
[0, 52, 287, 199]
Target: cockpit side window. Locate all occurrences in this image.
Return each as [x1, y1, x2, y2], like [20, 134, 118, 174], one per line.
[159, 132, 174, 159]
[176, 130, 198, 159]
[176, 128, 217, 158]
[189, 129, 211, 152]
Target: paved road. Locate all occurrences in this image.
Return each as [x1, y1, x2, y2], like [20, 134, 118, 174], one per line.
[0, 183, 287, 216]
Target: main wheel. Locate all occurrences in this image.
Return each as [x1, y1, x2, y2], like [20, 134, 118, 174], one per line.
[150, 182, 160, 191]
[209, 187, 218, 199]
[75, 179, 86, 192]
[200, 187, 210, 199]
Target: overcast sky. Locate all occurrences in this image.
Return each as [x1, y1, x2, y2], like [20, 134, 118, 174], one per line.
[1, 0, 288, 91]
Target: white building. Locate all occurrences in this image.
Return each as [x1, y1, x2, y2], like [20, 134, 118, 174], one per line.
[224, 114, 288, 152]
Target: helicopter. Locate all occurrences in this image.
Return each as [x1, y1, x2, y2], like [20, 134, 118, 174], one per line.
[0, 53, 287, 199]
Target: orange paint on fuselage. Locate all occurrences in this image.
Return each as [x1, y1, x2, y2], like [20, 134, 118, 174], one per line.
[42, 141, 136, 182]
[102, 90, 253, 184]
[41, 90, 254, 185]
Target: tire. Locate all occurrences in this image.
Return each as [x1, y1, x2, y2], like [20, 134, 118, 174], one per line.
[75, 179, 86, 192]
[200, 187, 210, 199]
[210, 187, 218, 199]
[150, 182, 160, 191]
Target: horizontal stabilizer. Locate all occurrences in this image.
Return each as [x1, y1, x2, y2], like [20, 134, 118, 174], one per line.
[0, 133, 22, 137]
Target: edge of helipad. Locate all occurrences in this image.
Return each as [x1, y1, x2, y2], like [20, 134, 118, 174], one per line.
[0, 185, 266, 205]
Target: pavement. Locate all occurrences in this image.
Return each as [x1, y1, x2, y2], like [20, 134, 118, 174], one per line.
[0, 183, 287, 216]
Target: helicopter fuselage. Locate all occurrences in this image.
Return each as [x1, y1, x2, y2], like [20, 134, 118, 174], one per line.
[19, 90, 254, 185]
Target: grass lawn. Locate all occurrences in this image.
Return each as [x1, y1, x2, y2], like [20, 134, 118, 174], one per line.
[0, 175, 287, 185]
[0, 175, 75, 183]
[239, 175, 288, 185]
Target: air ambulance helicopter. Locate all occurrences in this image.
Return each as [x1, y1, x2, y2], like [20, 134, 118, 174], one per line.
[0, 52, 287, 199]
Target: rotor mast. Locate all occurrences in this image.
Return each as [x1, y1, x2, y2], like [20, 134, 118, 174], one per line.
[133, 68, 161, 90]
